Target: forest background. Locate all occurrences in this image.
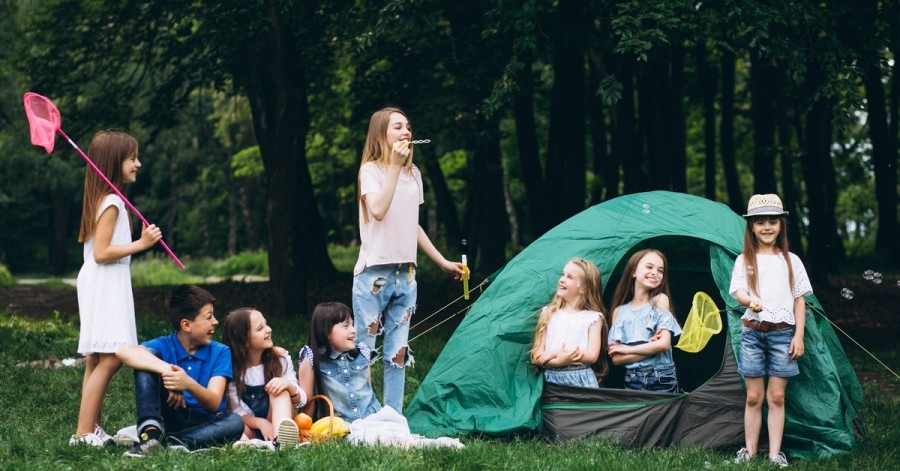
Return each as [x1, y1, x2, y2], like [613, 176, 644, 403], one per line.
[0, 0, 897, 319]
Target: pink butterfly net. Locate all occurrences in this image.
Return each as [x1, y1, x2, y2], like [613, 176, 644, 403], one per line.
[23, 92, 184, 268]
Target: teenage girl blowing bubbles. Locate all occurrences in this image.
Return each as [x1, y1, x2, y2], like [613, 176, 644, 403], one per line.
[730, 194, 811, 468]
[297, 302, 382, 420]
[607, 249, 682, 393]
[223, 308, 306, 450]
[531, 258, 609, 389]
[71, 130, 162, 446]
[353, 107, 465, 412]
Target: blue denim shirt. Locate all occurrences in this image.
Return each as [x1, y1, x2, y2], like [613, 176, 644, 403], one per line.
[609, 296, 682, 370]
[299, 343, 382, 421]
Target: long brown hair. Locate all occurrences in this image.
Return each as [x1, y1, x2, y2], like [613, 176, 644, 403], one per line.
[531, 258, 610, 380]
[358, 107, 414, 223]
[610, 249, 673, 319]
[741, 216, 795, 297]
[78, 130, 138, 243]
[222, 308, 283, 400]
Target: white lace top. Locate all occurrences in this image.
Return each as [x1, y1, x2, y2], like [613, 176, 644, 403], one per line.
[542, 307, 602, 352]
[729, 252, 812, 324]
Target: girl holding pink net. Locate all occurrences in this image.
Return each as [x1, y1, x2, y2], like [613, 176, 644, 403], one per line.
[70, 131, 162, 446]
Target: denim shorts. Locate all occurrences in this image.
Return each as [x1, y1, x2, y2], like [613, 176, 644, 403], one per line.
[624, 364, 679, 393]
[544, 365, 599, 389]
[738, 325, 799, 378]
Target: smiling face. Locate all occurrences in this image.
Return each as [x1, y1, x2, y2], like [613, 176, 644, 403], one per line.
[751, 217, 782, 250]
[633, 252, 665, 290]
[185, 303, 218, 347]
[386, 112, 412, 147]
[557, 262, 586, 307]
[327, 317, 357, 353]
[120, 151, 141, 184]
[246, 310, 273, 352]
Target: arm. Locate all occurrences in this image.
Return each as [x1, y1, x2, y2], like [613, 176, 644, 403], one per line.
[609, 330, 672, 365]
[266, 349, 305, 407]
[92, 205, 161, 264]
[733, 288, 763, 312]
[790, 296, 806, 359]
[297, 354, 316, 416]
[116, 345, 172, 374]
[417, 225, 466, 278]
[360, 144, 409, 221]
[531, 330, 558, 367]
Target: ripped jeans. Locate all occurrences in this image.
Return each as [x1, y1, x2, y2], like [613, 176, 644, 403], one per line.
[352, 263, 417, 412]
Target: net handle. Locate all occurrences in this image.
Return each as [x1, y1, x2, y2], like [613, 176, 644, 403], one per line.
[56, 128, 185, 269]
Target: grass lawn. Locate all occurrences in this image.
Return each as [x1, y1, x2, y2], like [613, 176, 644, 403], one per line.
[0, 309, 897, 470]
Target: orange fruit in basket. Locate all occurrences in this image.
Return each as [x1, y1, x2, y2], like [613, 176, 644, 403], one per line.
[293, 413, 313, 430]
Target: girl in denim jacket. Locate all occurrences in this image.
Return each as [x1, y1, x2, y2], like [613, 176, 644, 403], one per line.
[608, 249, 682, 393]
[298, 302, 382, 421]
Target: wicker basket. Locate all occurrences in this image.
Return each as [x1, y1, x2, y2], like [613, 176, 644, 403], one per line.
[299, 394, 336, 443]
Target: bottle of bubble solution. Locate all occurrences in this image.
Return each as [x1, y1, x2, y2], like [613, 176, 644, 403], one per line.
[461, 239, 469, 300]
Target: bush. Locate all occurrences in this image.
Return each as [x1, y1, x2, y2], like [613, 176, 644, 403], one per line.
[131, 254, 202, 286]
[212, 251, 269, 277]
[0, 263, 14, 287]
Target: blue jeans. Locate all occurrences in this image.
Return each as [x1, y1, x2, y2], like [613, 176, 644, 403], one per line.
[352, 263, 417, 412]
[134, 349, 244, 450]
[544, 365, 599, 389]
[738, 325, 799, 378]
[624, 364, 679, 393]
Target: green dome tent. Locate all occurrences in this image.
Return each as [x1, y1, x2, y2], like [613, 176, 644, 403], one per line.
[406, 191, 864, 459]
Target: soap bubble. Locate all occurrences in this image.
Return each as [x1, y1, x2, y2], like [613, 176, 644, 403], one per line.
[641, 203, 651, 214]
[746, 265, 755, 276]
[841, 288, 854, 300]
[872, 278, 883, 285]
[863, 270, 874, 280]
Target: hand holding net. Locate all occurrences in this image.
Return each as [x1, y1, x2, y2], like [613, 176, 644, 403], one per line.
[23, 92, 184, 269]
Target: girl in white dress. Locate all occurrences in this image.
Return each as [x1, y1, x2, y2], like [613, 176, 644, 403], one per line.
[531, 258, 609, 388]
[71, 131, 161, 446]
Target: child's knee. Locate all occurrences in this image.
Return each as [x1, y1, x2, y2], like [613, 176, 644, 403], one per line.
[766, 389, 786, 407]
[745, 390, 765, 408]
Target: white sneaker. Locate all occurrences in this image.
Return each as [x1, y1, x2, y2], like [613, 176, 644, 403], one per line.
[92, 425, 117, 446]
[68, 432, 111, 447]
[733, 447, 752, 464]
[770, 452, 789, 468]
[233, 439, 276, 451]
[113, 425, 139, 446]
[276, 419, 300, 449]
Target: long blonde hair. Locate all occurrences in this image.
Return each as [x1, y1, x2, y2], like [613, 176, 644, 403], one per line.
[78, 130, 137, 242]
[742, 216, 795, 297]
[531, 258, 609, 379]
[358, 107, 414, 223]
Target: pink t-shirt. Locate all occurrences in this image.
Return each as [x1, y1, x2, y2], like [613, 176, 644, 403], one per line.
[354, 162, 424, 275]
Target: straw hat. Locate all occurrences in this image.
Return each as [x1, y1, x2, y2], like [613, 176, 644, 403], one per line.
[743, 194, 789, 218]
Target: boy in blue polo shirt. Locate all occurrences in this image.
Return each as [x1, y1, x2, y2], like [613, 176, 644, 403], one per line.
[116, 285, 244, 457]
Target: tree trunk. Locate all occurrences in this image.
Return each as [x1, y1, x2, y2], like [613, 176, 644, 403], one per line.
[862, 61, 898, 266]
[639, 55, 666, 189]
[469, 122, 509, 273]
[418, 146, 460, 244]
[545, 0, 588, 225]
[616, 59, 642, 194]
[241, 5, 336, 318]
[513, 47, 548, 235]
[775, 90, 804, 256]
[720, 49, 743, 213]
[750, 51, 777, 194]
[588, 49, 617, 201]
[696, 42, 718, 200]
[801, 64, 844, 280]
[48, 188, 70, 276]
[668, 43, 687, 193]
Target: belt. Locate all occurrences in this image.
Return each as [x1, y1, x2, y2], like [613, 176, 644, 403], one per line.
[742, 319, 791, 332]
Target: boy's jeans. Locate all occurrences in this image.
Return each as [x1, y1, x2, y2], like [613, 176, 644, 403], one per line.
[134, 348, 244, 450]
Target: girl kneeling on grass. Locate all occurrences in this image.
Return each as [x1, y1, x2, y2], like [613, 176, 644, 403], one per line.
[298, 302, 382, 421]
[223, 308, 306, 449]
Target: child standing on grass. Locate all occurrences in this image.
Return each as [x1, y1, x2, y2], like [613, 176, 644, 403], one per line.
[730, 194, 811, 468]
[297, 302, 383, 421]
[353, 107, 465, 412]
[70, 130, 162, 446]
[223, 308, 306, 450]
[530, 258, 608, 388]
[607, 249, 682, 393]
